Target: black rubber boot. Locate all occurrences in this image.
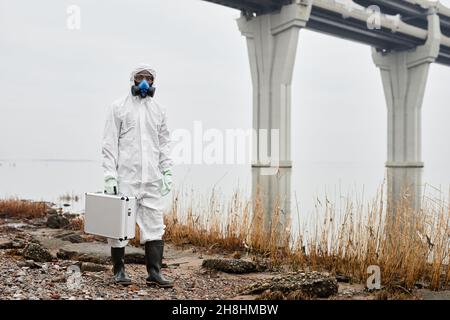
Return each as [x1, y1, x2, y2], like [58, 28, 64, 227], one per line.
[111, 247, 132, 286]
[145, 240, 174, 288]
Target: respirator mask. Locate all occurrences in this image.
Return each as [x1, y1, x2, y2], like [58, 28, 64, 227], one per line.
[131, 70, 156, 98]
[131, 79, 156, 98]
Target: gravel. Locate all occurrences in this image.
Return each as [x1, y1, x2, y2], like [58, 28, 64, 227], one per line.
[0, 249, 255, 300]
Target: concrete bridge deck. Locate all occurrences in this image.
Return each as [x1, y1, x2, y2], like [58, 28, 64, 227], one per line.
[204, 0, 450, 65]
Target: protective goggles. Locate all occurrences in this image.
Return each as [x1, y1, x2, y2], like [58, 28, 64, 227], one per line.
[134, 74, 154, 82]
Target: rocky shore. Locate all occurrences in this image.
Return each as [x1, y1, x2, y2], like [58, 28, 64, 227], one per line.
[0, 205, 449, 300]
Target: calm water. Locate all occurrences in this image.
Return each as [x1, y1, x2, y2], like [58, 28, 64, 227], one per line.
[0, 160, 448, 220]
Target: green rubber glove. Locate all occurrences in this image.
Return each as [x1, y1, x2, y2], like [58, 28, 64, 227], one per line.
[161, 169, 172, 196]
[104, 178, 118, 195]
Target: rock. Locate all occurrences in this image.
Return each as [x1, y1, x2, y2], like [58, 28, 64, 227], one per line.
[13, 293, 24, 300]
[12, 240, 25, 249]
[51, 293, 61, 300]
[56, 242, 145, 265]
[242, 271, 338, 299]
[256, 290, 286, 300]
[3, 248, 22, 257]
[29, 217, 47, 228]
[51, 275, 67, 283]
[17, 260, 42, 269]
[81, 262, 110, 273]
[45, 208, 58, 215]
[46, 214, 70, 229]
[414, 281, 426, 289]
[336, 274, 351, 283]
[29, 237, 42, 245]
[128, 284, 139, 292]
[63, 213, 80, 220]
[23, 243, 54, 262]
[60, 234, 85, 244]
[57, 248, 105, 264]
[202, 259, 266, 274]
[0, 240, 13, 249]
[54, 231, 74, 239]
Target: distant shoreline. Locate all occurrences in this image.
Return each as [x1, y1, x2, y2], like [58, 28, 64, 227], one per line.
[0, 159, 99, 163]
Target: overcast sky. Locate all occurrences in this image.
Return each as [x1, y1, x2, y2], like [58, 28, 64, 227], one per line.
[1, 0, 450, 171]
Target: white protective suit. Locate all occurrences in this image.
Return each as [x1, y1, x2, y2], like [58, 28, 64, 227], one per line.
[102, 64, 173, 248]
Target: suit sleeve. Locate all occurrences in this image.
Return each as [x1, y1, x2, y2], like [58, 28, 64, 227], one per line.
[158, 108, 173, 173]
[102, 104, 121, 181]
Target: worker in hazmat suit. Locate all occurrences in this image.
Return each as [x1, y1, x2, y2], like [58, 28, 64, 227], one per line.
[102, 64, 174, 288]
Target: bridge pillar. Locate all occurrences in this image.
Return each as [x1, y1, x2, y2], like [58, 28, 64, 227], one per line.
[237, 1, 311, 233]
[372, 11, 441, 211]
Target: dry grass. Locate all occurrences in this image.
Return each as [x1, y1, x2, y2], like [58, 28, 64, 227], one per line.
[162, 187, 290, 262]
[291, 186, 449, 290]
[0, 198, 48, 219]
[161, 185, 449, 291]
[67, 215, 85, 231]
[163, 189, 252, 251]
